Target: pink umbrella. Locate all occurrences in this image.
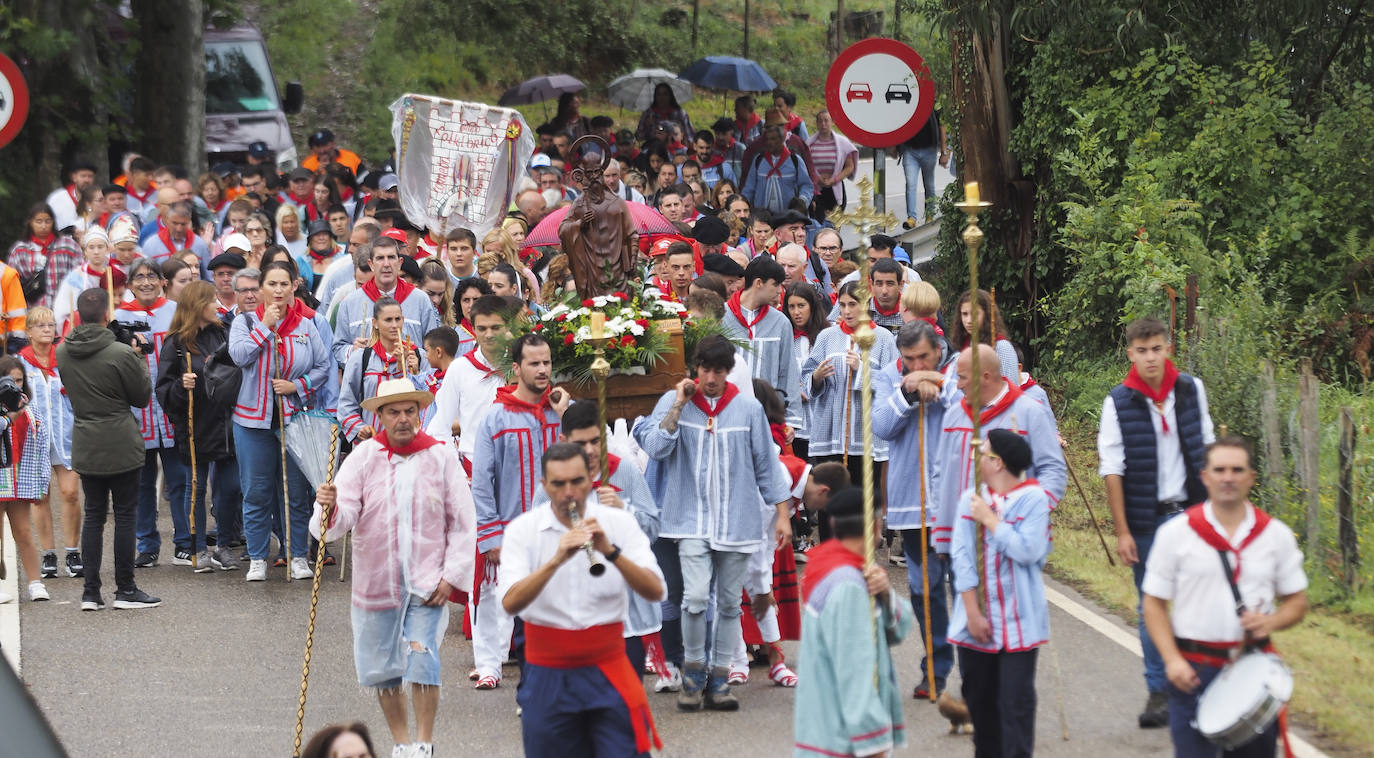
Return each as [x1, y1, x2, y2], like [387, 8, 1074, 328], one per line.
[521, 201, 679, 249]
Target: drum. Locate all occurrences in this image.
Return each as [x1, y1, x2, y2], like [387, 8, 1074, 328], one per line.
[1194, 652, 1293, 750]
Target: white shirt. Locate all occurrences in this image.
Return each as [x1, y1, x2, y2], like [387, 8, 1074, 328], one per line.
[498, 500, 665, 630]
[424, 349, 505, 456]
[837, 266, 921, 288]
[1097, 378, 1215, 502]
[1142, 502, 1306, 642]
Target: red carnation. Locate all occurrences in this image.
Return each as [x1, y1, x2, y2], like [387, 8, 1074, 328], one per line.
[636, 318, 650, 328]
[613, 291, 629, 300]
[563, 334, 576, 346]
[582, 299, 595, 308]
[555, 312, 567, 322]
[621, 334, 634, 346]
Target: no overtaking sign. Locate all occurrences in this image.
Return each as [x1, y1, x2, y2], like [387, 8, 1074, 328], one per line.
[824, 38, 935, 149]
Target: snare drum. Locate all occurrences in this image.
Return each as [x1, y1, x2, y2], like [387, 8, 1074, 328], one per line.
[1193, 652, 1293, 750]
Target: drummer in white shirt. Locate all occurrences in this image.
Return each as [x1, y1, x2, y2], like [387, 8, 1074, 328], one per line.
[1142, 436, 1308, 758]
[499, 442, 666, 757]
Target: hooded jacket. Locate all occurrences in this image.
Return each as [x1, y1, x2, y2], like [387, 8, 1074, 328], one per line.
[56, 323, 151, 476]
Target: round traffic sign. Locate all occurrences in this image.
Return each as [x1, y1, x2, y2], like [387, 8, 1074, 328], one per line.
[824, 38, 935, 148]
[0, 53, 30, 149]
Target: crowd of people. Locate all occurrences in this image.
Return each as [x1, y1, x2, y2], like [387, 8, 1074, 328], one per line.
[0, 90, 1310, 758]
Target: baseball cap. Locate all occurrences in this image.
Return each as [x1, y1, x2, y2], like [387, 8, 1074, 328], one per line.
[308, 128, 335, 147]
[221, 232, 251, 253]
[248, 141, 272, 158]
[648, 238, 675, 258]
[378, 173, 399, 192]
[288, 167, 315, 182]
[381, 227, 409, 245]
[211, 161, 237, 178]
[529, 153, 552, 168]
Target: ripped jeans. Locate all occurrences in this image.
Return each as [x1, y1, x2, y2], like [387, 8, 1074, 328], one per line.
[351, 594, 449, 689]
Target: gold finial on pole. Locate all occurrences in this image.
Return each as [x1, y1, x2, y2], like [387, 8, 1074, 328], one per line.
[956, 182, 994, 611]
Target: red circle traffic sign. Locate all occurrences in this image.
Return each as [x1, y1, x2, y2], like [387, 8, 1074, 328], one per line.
[824, 38, 934, 148]
[0, 53, 30, 149]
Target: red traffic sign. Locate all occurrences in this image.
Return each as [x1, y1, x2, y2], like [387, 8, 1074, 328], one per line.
[0, 53, 29, 149]
[824, 38, 934, 148]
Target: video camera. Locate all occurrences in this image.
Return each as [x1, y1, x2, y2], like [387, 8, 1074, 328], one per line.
[109, 320, 154, 355]
[0, 376, 24, 415]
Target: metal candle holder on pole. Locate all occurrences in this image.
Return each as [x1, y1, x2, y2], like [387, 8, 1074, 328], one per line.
[955, 183, 993, 610]
[586, 312, 613, 484]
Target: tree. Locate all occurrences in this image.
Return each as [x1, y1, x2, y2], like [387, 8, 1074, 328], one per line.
[131, 0, 206, 178]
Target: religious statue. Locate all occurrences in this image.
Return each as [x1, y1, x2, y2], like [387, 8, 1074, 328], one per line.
[558, 135, 638, 299]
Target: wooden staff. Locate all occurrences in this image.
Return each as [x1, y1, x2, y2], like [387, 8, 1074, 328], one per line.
[105, 268, 116, 321]
[291, 422, 340, 757]
[187, 351, 198, 570]
[917, 401, 936, 701]
[841, 339, 854, 467]
[275, 334, 293, 580]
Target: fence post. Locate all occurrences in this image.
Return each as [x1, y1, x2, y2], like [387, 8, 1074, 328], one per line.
[1338, 408, 1359, 591]
[1260, 360, 1288, 513]
[1184, 274, 1198, 347]
[1298, 358, 1321, 552]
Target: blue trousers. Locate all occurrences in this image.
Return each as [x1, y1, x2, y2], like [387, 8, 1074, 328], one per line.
[517, 663, 650, 758]
[135, 447, 188, 555]
[210, 458, 242, 544]
[233, 424, 312, 560]
[959, 646, 1039, 758]
[901, 145, 939, 220]
[1168, 661, 1279, 758]
[901, 528, 954, 681]
[651, 537, 684, 669]
[1133, 511, 1183, 693]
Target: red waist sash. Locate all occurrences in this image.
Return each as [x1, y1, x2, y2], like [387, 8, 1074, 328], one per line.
[525, 621, 662, 753]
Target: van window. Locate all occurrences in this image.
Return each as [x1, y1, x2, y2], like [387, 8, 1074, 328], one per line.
[205, 41, 280, 114]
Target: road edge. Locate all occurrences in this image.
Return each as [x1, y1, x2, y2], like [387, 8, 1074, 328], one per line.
[1, 516, 19, 673]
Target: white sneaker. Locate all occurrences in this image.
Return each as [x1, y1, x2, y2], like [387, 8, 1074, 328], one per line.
[28, 581, 50, 601]
[654, 661, 682, 692]
[245, 559, 268, 581]
[410, 744, 434, 758]
[391, 745, 410, 758]
[290, 557, 313, 580]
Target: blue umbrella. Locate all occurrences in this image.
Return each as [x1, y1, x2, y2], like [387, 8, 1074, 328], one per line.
[678, 56, 777, 92]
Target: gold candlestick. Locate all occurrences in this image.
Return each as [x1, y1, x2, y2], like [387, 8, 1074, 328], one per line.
[586, 336, 613, 480]
[955, 185, 994, 611]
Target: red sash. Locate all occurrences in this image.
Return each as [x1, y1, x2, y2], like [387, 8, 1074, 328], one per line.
[524, 622, 662, 753]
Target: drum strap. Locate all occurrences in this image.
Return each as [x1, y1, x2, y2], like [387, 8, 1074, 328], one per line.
[1215, 549, 1296, 758]
[1215, 548, 1248, 620]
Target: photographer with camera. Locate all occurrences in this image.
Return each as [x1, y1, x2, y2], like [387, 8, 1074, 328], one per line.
[112, 258, 183, 569]
[57, 288, 161, 609]
[0, 355, 53, 603]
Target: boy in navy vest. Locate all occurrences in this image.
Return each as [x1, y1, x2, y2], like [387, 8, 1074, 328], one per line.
[1098, 318, 1214, 728]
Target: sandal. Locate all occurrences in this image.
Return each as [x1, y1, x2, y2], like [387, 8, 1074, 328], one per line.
[769, 662, 798, 688]
[474, 674, 500, 690]
[468, 667, 480, 681]
[727, 669, 749, 685]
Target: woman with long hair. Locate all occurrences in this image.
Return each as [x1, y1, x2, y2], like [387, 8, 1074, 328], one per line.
[196, 172, 229, 224]
[7, 202, 83, 310]
[160, 258, 196, 302]
[947, 288, 1018, 383]
[155, 280, 239, 571]
[336, 296, 428, 444]
[275, 204, 307, 258]
[0, 354, 53, 601]
[228, 261, 333, 582]
[18, 307, 80, 583]
[785, 283, 829, 460]
[481, 227, 540, 304]
[636, 82, 694, 144]
[243, 211, 273, 269]
[308, 178, 341, 224]
[545, 91, 590, 140]
[453, 277, 492, 357]
[712, 180, 739, 213]
[419, 260, 456, 328]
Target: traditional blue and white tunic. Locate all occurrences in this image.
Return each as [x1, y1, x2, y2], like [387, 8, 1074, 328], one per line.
[872, 359, 945, 531]
[470, 386, 562, 553]
[798, 323, 897, 459]
[337, 342, 431, 441]
[20, 351, 73, 470]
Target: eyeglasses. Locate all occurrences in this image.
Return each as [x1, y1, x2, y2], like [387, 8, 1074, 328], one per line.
[245, 227, 266, 234]
[814, 245, 842, 252]
[234, 286, 260, 294]
[131, 273, 160, 282]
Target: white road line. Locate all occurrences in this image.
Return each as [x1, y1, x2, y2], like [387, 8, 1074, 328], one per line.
[1046, 585, 1328, 758]
[0, 517, 20, 674]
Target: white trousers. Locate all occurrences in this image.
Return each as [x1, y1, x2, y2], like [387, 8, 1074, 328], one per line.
[472, 576, 514, 678]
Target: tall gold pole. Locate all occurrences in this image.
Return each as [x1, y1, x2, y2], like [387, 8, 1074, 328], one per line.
[955, 185, 993, 610]
[588, 338, 612, 479]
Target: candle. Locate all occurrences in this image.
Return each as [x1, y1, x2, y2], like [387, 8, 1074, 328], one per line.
[590, 311, 605, 339]
[964, 181, 981, 204]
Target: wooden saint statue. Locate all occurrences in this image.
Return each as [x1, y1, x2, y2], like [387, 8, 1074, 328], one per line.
[558, 135, 638, 299]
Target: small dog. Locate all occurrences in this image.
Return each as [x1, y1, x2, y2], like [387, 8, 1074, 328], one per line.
[937, 690, 973, 735]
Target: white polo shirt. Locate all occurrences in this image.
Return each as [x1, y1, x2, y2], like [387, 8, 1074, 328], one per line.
[498, 499, 665, 630]
[1141, 501, 1306, 643]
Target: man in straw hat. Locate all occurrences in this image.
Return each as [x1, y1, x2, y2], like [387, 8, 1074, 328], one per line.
[312, 378, 476, 758]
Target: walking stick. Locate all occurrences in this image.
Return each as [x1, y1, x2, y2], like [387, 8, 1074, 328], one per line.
[841, 339, 853, 467]
[917, 402, 936, 702]
[1063, 449, 1116, 566]
[187, 352, 198, 570]
[275, 335, 293, 581]
[292, 422, 340, 757]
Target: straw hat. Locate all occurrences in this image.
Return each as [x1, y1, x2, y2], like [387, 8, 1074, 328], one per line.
[361, 378, 434, 413]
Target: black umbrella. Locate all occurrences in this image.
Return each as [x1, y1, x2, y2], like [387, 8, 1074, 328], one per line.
[497, 74, 586, 107]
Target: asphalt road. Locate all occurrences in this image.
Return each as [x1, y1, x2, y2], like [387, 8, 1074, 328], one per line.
[9, 500, 1187, 758]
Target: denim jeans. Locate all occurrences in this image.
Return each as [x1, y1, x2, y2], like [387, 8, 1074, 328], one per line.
[81, 468, 142, 596]
[233, 423, 313, 560]
[901, 145, 939, 221]
[901, 527, 954, 681]
[136, 447, 188, 555]
[209, 458, 242, 544]
[1133, 510, 1184, 693]
[678, 538, 750, 668]
[652, 537, 684, 668]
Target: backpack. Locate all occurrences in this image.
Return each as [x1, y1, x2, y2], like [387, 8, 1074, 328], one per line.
[201, 339, 242, 413]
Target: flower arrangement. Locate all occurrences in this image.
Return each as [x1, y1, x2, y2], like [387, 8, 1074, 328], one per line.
[514, 278, 690, 384]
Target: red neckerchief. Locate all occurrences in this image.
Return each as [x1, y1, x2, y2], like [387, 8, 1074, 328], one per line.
[493, 384, 554, 422]
[20, 345, 57, 378]
[725, 290, 769, 338]
[593, 453, 623, 490]
[734, 114, 760, 136]
[1185, 503, 1272, 582]
[459, 319, 475, 339]
[769, 422, 788, 450]
[700, 152, 726, 169]
[793, 326, 808, 340]
[690, 381, 740, 433]
[370, 340, 402, 367]
[873, 297, 900, 317]
[306, 244, 337, 263]
[1021, 374, 1039, 392]
[157, 224, 187, 255]
[84, 264, 126, 289]
[760, 148, 793, 179]
[374, 428, 444, 460]
[838, 319, 857, 335]
[784, 113, 805, 134]
[29, 234, 55, 256]
[361, 277, 417, 304]
[65, 184, 79, 205]
[666, 139, 686, 154]
[118, 297, 169, 318]
[288, 191, 313, 207]
[126, 184, 156, 204]
[463, 349, 503, 380]
[959, 378, 1023, 426]
[800, 539, 865, 603]
[1122, 359, 1180, 432]
[254, 297, 315, 338]
[651, 276, 679, 302]
[920, 316, 944, 336]
[96, 212, 111, 227]
[424, 369, 445, 395]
